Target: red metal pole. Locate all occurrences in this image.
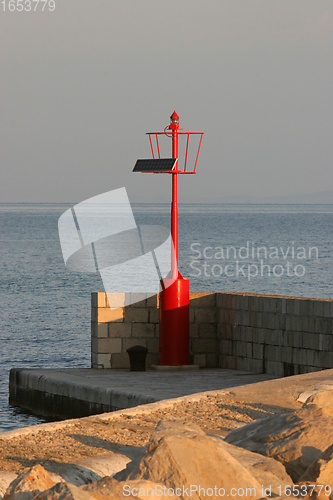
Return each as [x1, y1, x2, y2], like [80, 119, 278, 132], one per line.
[171, 119, 179, 279]
[159, 111, 190, 366]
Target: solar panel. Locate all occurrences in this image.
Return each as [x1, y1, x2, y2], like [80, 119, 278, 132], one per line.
[133, 158, 177, 173]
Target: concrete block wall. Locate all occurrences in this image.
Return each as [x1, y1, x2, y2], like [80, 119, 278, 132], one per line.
[91, 292, 218, 369]
[91, 291, 333, 376]
[217, 293, 333, 376]
[91, 293, 160, 369]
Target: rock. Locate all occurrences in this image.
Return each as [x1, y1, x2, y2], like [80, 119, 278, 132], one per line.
[210, 436, 293, 495]
[33, 482, 97, 500]
[299, 443, 333, 496]
[3, 465, 55, 500]
[76, 452, 132, 479]
[43, 463, 100, 487]
[303, 391, 333, 410]
[0, 472, 17, 499]
[225, 405, 333, 482]
[127, 419, 263, 500]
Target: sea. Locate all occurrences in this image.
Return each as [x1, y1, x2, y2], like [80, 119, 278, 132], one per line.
[1, 202, 332, 433]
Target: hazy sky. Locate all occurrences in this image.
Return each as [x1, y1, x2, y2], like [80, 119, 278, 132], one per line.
[1, 1, 332, 203]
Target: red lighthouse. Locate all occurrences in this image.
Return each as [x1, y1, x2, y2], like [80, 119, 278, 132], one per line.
[133, 112, 203, 366]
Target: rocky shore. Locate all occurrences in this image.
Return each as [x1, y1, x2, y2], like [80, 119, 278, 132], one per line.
[2, 370, 333, 499]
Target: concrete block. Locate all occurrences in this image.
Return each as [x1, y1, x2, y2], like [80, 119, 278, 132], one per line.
[217, 293, 233, 309]
[191, 338, 217, 354]
[92, 306, 124, 323]
[111, 353, 129, 369]
[190, 308, 195, 322]
[294, 300, 300, 315]
[91, 352, 98, 367]
[269, 297, 279, 313]
[108, 323, 132, 338]
[206, 353, 218, 368]
[249, 295, 259, 311]
[313, 300, 324, 318]
[316, 318, 331, 334]
[306, 349, 315, 366]
[128, 295, 147, 308]
[302, 333, 318, 350]
[258, 296, 267, 312]
[91, 292, 107, 308]
[266, 344, 281, 362]
[252, 328, 265, 344]
[292, 348, 303, 365]
[218, 308, 230, 324]
[301, 349, 308, 365]
[146, 294, 158, 307]
[222, 355, 237, 370]
[322, 334, 333, 351]
[281, 346, 293, 364]
[323, 301, 332, 318]
[246, 342, 253, 358]
[123, 308, 148, 323]
[286, 299, 295, 315]
[261, 312, 276, 330]
[146, 353, 159, 368]
[232, 325, 242, 341]
[193, 353, 206, 367]
[292, 315, 303, 332]
[190, 323, 199, 338]
[244, 327, 253, 342]
[235, 310, 243, 325]
[216, 293, 224, 308]
[149, 308, 160, 324]
[249, 358, 263, 373]
[95, 337, 122, 354]
[303, 300, 314, 317]
[106, 293, 126, 308]
[236, 357, 249, 371]
[217, 323, 232, 339]
[96, 353, 111, 369]
[264, 330, 273, 345]
[91, 322, 108, 338]
[240, 311, 250, 326]
[288, 330, 301, 348]
[249, 312, 261, 328]
[263, 298, 271, 312]
[265, 360, 284, 377]
[131, 323, 155, 338]
[253, 343, 263, 359]
[194, 308, 216, 323]
[221, 339, 233, 355]
[235, 341, 247, 357]
[147, 338, 159, 353]
[190, 292, 216, 308]
[281, 298, 287, 314]
[239, 294, 249, 310]
[299, 300, 309, 316]
[199, 323, 216, 338]
[302, 316, 315, 333]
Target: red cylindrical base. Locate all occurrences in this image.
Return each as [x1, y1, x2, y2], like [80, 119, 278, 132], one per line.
[159, 276, 190, 365]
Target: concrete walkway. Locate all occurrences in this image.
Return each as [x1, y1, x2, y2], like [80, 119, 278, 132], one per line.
[9, 368, 276, 419]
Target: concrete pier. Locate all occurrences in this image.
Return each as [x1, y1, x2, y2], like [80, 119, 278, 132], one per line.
[9, 368, 276, 419]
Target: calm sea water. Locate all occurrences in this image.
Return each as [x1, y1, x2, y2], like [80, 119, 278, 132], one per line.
[1, 202, 332, 432]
